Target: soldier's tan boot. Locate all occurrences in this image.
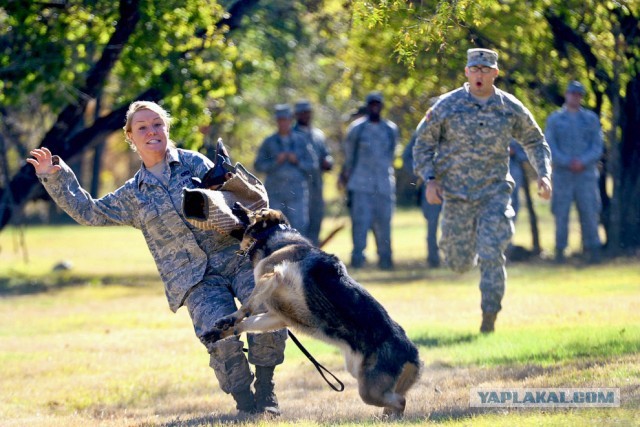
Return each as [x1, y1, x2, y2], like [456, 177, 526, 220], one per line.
[480, 312, 497, 334]
[254, 366, 280, 416]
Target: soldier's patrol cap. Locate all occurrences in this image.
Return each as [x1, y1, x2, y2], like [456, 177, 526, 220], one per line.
[274, 104, 293, 119]
[365, 91, 384, 104]
[566, 80, 586, 95]
[466, 48, 499, 69]
[294, 100, 313, 113]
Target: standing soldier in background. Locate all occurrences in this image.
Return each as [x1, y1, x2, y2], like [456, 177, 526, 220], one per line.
[254, 104, 316, 236]
[413, 48, 552, 333]
[338, 104, 368, 191]
[343, 91, 399, 270]
[293, 100, 334, 246]
[509, 139, 528, 220]
[403, 131, 441, 268]
[545, 80, 604, 264]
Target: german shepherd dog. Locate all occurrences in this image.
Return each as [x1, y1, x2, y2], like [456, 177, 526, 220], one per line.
[204, 204, 422, 416]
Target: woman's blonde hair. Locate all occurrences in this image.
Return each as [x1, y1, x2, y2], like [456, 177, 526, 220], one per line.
[123, 101, 175, 152]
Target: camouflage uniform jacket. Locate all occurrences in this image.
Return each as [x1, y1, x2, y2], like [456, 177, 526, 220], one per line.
[37, 147, 241, 312]
[293, 124, 333, 190]
[344, 117, 399, 195]
[413, 83, 552, 200]
[253, 131, 316, 197]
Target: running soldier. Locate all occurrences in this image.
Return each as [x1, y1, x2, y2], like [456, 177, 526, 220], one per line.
[413, 48, 552, 333]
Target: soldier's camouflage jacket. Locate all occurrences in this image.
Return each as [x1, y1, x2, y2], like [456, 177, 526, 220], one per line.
[413, 83, 552, 200]
[37, 147, 244, 312]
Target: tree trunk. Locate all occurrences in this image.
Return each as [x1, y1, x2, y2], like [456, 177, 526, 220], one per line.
[90, 143, 106, 198]
[90, 96, 105, 198]
[615, 74, 640, 251]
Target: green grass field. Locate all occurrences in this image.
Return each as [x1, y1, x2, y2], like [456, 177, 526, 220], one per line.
[1, 206, 639, 426]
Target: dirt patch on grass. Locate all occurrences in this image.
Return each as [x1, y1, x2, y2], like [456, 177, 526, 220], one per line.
[4, 354, 637, 426]
[115, 354, 639, 426]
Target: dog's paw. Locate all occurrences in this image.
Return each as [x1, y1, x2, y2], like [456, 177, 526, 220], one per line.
[202, 328, 224, 344]
[213, 316, 237, 331]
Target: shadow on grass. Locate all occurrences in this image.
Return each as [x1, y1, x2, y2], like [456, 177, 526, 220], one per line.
[154, 412, 437, 426]
[0, 272, 160, 296]
[482, 336, 640, 367]
[413, 332, 478, 349]
[349, 261, 472, 286]
[153, 413, 252, 426]
[96, 354, 640, 426]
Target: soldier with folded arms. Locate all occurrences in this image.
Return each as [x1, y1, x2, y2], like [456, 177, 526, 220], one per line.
[545, 80, 604, 264]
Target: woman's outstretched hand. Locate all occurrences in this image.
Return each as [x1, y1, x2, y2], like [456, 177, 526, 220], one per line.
[26, 147, 61, 175]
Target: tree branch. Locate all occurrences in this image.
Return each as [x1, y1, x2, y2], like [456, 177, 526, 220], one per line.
[0, 0, 261, 230]
[0, 0, 141, 229]
[218, 0, 261, 32]
[544, 8, 614, 98]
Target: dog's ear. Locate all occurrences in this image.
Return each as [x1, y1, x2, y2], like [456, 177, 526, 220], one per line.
[232, 202, 252, 226]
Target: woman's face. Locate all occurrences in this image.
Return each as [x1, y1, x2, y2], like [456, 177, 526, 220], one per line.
[127, 109, 169, 167]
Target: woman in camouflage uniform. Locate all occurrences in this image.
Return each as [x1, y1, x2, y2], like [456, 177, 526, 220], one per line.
[27, 101, 287, 416]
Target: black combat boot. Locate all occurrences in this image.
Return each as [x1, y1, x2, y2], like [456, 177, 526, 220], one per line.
[480, 312, 498, 334]
[585, 247, 602, 265]
[254, 365, 280, 416]
[231, 386, 256, 415]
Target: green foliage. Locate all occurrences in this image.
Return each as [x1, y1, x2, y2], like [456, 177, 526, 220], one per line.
[112, 0, 238, 148]
[352, 0, 490, 67]
[0, 0, 239, 149]
[0, 1, 121, 106]
[1, 0, 638, 152]
[2, 0, 639, 243]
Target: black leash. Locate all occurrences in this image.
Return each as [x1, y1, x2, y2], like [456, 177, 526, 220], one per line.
[288, 330, 345, 392]
[241, 330, 345, 392]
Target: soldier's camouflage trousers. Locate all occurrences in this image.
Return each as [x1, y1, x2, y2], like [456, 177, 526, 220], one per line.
[440, 191, 515, 314]
[551, 169, 602, 251]
[184, 265, 287, 394]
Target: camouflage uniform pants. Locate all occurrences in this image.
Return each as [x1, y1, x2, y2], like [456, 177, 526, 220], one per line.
[552, 169, 602, 251]
[440, 191, 515, 314]
[307, 176, 324, 246]
[349, 190, 394, 265]
[184, 263, 287, 394]
[420, 183, 442, 264]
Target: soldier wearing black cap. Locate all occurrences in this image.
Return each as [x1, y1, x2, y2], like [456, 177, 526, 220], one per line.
[545, 80, 603, 264]
[343, 91, 399, 270]
[413, 48, 553, 333]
